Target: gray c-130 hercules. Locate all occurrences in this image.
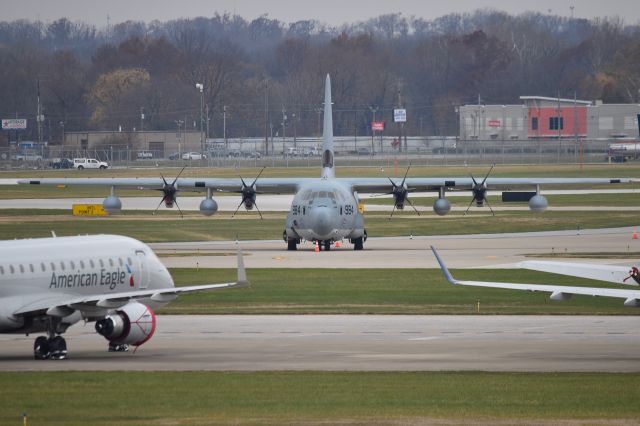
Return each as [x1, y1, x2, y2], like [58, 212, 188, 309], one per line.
[20, 75, 639, 251]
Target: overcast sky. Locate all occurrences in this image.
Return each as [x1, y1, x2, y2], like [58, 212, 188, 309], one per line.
[5, 0, 640, 27]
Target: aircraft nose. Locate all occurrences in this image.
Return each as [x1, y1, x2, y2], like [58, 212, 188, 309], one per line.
[310, 206, 333, 238]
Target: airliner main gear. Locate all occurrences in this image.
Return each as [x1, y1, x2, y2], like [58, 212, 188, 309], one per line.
[33, 335, 67, 360]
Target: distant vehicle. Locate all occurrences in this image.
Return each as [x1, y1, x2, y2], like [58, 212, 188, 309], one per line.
[227, 150, 243, 158]
[13, 152, 43, 162]
[245, 151, 262, 158]
[168, 152, 181, 160]
[356, 147, 374, 156]
[137, 150, 153, 159]
[303, 148, 320, 157]
[182, 152, 207, 160]
[73, 158, 109, 170]
[50, 158, 73, 169]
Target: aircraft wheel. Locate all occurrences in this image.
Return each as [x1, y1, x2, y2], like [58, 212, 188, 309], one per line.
[353, 237, 364, 250]
[287, 239, 297, 250]
[49, 336, 68, 360]
[324, 241, 331, 251]
[34, 336, 50, 360]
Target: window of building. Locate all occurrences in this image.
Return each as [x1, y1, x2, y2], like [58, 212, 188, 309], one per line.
[549, 117, 564, 131]
[531, 117, 538, 130]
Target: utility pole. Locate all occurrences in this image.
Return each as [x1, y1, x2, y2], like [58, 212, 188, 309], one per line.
[36, 79, 43, 147]
[205, 104, 210, 140]
[264, 78, 269, 155]
[281, 106, 287, 154]
[292, 112, 297, 149]
[140, 107, 144, 132]
[223, 105, 227, 152]
[196, 83, 204, 153]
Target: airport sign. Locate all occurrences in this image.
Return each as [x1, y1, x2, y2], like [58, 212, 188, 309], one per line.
[393, 109, 406, 123]
[371, 121, 385, 131]
[2, 118, 27, 130]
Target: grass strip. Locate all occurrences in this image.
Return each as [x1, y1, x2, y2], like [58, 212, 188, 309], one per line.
[2, 371, 639, 425]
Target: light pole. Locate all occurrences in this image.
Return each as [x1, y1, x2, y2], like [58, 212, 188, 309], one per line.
[195, 83, 204, 153]
[223, 105, 227, 152]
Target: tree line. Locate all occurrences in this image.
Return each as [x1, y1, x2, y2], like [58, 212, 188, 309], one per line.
[1, 10, 639, 145]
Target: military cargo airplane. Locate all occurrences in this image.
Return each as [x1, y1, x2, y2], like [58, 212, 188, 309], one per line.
[0, 234, 248, 359]
[19, 75, 638, 251]
[432, 247, 640, 307]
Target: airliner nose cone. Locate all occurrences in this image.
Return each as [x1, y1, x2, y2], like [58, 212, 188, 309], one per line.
[310, 207, 332, 238]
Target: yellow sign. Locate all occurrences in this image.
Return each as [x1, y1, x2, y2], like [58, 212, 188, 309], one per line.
[358, 202, 365, 214]
[72, 204, 107, 217]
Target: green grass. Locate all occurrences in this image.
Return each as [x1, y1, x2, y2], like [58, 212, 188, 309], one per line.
[162, 268, 640, 315]
[0, 210, 639, 242]
[2, 371, 638, 425]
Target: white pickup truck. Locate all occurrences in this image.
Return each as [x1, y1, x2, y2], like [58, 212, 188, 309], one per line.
[73, 158, 109, 170]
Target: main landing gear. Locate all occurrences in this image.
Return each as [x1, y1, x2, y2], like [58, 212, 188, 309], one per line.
[108, 342, 129, 352]
[34, 335, 67, 360]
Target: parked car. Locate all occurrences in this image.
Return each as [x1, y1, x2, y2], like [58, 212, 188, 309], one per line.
[244, 151, 262, 158]
[182, 152, 207, 160]
[50, 158, 74, 169]
[356, 147, 374, 156]
[12, 152, 43, 161]
[168, 152, 181, 160]
[136, 150, 153, 159]
[73, 158, 109, 170]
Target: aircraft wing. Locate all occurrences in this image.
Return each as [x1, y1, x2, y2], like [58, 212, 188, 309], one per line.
[518, 260, 640, 286]
[18, 177, 303, 194]
[13, 251, 249, 317]
[346, 177, 635, 193]
[18, 176, 634, 195]
[431, 247, 640, 308]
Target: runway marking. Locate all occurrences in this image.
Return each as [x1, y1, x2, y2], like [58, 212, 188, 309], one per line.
[408, 337, 440, 341]
[362, 331, 382, 334]
[441, 331, 462, 334]
[484, 331, 503, 334]
[401, 331, 422, 334]
[201, 331, 222, 334]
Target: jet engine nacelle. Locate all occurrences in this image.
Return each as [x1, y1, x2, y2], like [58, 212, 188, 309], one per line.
[433, 198, 451, 216]
[528, 194, 548, 213]
[94, 302, 156, 347]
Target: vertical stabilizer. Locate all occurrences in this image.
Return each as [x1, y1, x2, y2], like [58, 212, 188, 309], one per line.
[321, 74, 335, 178]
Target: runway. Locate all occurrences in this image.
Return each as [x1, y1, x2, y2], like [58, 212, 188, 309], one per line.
[1, 315, 638, 372]
[152, 227, 640, 269]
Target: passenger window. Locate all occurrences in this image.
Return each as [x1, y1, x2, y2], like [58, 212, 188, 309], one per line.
[109, 259, 114, 267]
[80, 260, 85, 269]
[41, 263, 46, 272]
[70, 261, 75, 270]
[19, 265, 24, 273]
[90, 260, 95, 268]
[118, 258, 123, 267]
[29, 264, 34, 273]
[50, 262, 56, 272]
[0, 266, 4, 274]
[127, 257, 133, 265]
[60, 262, 65, 271]
[99, 259, 104, 268]
[10, 265, 14, 274]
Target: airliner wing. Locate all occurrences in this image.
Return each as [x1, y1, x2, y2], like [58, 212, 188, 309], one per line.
[518, 260, 640, 286]
[13, 251, 249, 316]
[431, 247, 640, 308]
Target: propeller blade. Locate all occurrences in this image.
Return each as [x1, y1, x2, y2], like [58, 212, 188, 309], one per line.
[405, 197, 421, 216]
[389, 203, 397, 220]
[400, 163, 411, 187]
[160, 173, 168, 186]
[463, 196, 476, 216]
[152, 197, 165, 215]
[171, 166, 187, 186]
[387, 177, 398, 189]
[250, 166, 266, 188]
[484, 196, 496, 217]
[253, 201, 264, 220]
[232, 197, 246, 217]
[173, 198, 184, 218]
[480, 164, 495, 186]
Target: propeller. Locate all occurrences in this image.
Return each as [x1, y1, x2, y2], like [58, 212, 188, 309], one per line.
[153, 166, 186, 217]
[232, 167, 266, 219]
[385, 164, 420, 219]
[463, 164, 495, 216]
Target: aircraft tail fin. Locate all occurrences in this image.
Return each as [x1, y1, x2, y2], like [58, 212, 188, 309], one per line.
[321, 74, 335, 179]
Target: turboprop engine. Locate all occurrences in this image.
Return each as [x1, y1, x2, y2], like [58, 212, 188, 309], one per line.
[94, 302, 156, 347]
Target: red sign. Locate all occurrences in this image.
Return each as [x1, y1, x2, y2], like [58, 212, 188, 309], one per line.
[488, 119, 501, 128]
[371, 121, 385, 131]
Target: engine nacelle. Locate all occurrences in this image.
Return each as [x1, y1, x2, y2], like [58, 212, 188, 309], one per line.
[199, 197, 218, 216]
[433, 198, 451, 216]
[103, 195, 122, 214]
[528, 194, 548, 213]
[95, 302, 156, 347]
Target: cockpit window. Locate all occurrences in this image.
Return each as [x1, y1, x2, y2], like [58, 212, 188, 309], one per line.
[319, 191, 327, 198]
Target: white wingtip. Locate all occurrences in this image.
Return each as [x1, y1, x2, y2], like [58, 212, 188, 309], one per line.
[430, 246, 457, 285]
[236, 249, 250, 287]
